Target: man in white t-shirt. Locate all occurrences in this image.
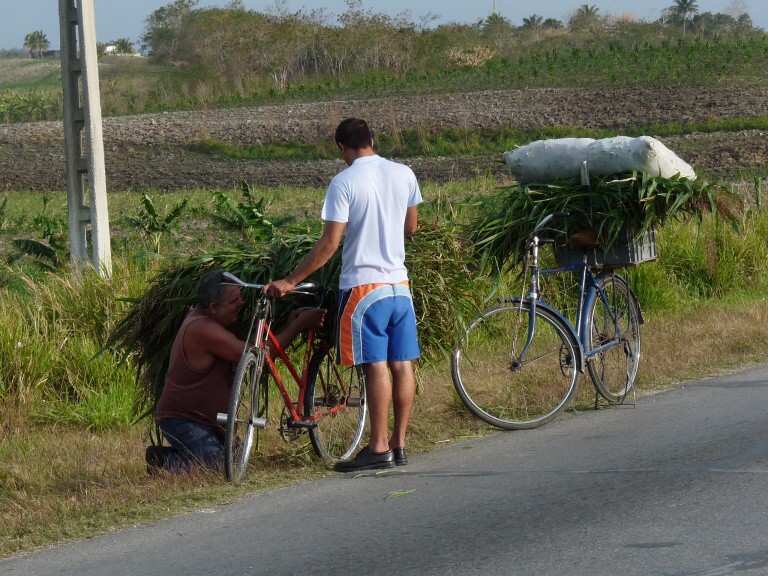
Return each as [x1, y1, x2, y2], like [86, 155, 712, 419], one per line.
[265, 118, 422, 472]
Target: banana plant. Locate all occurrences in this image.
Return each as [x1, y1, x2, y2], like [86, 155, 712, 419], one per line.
[123, 193, 188, 255]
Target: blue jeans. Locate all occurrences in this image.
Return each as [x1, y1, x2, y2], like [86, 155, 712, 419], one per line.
[159, 418, 224, 472]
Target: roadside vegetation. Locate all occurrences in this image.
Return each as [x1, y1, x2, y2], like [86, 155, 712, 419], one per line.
[1, 0, 767, 560]
[2, 175, 768, 557]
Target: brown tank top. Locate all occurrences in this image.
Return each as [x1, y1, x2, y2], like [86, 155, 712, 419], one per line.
[155, 307, 233, 438]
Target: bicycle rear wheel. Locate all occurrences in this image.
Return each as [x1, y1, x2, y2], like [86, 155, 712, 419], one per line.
[224, 349, 266, 481]
[585, 273, 641, 403]
[451, 298, 581, 430]
[305, 346, 367, 462]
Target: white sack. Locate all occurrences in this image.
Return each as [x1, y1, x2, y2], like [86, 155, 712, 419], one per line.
[505, 135, 696, 183]
[586, 136, 696, 180]
[503, 138, 594, 183]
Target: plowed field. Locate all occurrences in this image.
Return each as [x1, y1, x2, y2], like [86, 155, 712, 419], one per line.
[1, 84, 766, 192]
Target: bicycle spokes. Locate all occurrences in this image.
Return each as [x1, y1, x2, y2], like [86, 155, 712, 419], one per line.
[306, 348, 367, 462]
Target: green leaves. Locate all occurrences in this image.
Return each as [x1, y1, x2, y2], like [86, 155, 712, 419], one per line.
[207, 182, 298, 243]
[123, 193, 189, 254]
[9, 239, 60, 270]
[8, 194, 67, 270]
[467, 171, 743, 273]
[0, 89, 61, 124]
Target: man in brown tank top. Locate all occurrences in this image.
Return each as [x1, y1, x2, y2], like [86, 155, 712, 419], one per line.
[147, 270, 325, 474]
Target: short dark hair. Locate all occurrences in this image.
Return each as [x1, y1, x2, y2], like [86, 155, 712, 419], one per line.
[196, 269, 227, 308]
[335, 118, 373, 150]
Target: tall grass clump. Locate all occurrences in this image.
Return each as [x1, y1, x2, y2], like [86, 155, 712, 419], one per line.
[606, 178, 768, 311]
[655, 206, 768, 301]
[139, 3, 767, 103]
[0, 264, 146, 429]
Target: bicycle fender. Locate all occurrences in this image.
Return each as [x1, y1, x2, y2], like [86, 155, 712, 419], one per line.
[498, 296, 585, 373]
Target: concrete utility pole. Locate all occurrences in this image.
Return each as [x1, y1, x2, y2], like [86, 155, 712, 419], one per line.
[59, 0, 112, 277]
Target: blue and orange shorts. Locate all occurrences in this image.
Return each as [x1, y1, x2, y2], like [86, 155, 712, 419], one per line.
[336, 281, 420, 366]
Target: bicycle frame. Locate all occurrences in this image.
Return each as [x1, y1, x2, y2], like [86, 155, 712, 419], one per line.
[541, 261, 634, 363]
[247, 294, 353, 427]
[514, 225, 634, 369]
[262, 323, 315, 424]
[510, 234, 582, 369]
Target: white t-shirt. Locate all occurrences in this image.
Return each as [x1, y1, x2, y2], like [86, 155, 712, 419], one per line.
[321, 154, 423, 290]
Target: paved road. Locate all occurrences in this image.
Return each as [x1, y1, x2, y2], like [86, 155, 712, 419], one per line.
[4, 365, 768, 576]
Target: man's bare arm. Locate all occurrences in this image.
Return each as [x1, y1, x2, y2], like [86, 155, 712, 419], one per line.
[404, 205, 418, 236]
[265, 220, 346, 297]
[185, 319, 247, 370]
[269, 308, 326, 356]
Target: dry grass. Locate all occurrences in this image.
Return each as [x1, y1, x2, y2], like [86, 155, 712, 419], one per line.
[0, 406, 328, 557]
[639, 298, 768, 388]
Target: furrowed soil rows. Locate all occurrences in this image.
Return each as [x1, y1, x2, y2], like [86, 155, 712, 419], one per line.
[0, 84, 766, 192]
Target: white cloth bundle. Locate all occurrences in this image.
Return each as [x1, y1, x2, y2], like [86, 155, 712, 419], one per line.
[504, 136, 696, 183]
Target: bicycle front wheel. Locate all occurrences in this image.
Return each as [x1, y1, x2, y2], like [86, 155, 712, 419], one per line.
[305, 346, 367, 462]
[224, 349, 266, 481]
[451, 299, 581, 430]
[585, 273, 641, 403]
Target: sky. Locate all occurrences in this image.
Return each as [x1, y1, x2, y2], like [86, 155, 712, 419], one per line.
[1, 0, 765, 51]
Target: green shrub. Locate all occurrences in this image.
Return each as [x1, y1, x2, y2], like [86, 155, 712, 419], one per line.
[0, 89, 61, 123]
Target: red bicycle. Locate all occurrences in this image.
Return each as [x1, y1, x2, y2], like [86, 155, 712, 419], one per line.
[216, 272, 367, 481]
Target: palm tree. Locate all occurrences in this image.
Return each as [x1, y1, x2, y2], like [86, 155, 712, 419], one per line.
[482, 12, 508, 29]
[114, 38, 136, 55]
[669, 0, 700, 34]
[569, 4, 601, 31]
[577, 4, 600, 17]
[542, 18, 564, 29]
[480, 12, 513, 36]
[521, 14, 544, 29]
[23, 30, 49, 59]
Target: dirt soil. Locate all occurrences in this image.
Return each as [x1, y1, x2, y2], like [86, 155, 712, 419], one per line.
[0, 84, 766, 192]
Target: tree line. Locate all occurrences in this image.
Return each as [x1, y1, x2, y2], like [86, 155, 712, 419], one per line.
[138, 0, 761, 88]
[20, 29, 136, 59]
[17, 1, 760, 67]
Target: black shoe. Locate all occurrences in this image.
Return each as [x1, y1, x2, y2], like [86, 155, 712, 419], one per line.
[145, 445, 167, 475]
[334, 446, 395, 472]
[392, 447, 408, 466]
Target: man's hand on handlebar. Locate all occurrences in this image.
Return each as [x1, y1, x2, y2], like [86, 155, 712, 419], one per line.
[264, 279, 295, 298]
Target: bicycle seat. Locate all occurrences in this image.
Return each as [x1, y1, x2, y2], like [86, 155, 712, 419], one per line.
[569, 231, 601, 249]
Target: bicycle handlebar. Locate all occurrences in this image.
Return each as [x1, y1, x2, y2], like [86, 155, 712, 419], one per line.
[533, 211, 569, 233]
[222, 272, 318, 297]
[525, 212, 570, 248]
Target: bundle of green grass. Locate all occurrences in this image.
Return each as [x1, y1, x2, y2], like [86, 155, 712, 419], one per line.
[108, 210, 491, 417]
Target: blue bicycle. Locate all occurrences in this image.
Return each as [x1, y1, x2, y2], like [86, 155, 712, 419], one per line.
[451, 212, 645, 429]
